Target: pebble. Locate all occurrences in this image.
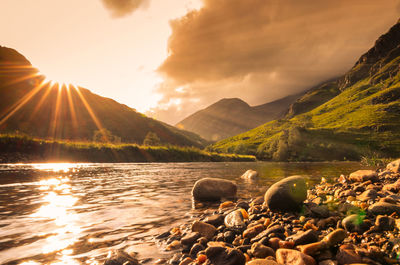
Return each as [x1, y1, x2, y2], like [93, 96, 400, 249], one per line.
[349, 170, 378, 182]
[181, 232, 201, 245]
[246, 259, 279, 265]
[192, 221, 217, 240]
[321, 229, 346, 247]
[224, 209, 246, 230]
[289, 229, 319, 246]
[205, 246, 246, 265]
[249, 242, 275, 258]
[243, 224, 264, 239]
[276, 249, 317, 265]
[368, 202, 400, 215]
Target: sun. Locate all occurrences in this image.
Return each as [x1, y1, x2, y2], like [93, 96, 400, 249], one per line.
[39, 71, 77, 87]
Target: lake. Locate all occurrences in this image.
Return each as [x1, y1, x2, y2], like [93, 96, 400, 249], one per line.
[0, 162, 371, 264]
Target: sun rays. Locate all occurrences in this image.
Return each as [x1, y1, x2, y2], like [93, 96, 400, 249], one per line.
[0, 65, 112, 144]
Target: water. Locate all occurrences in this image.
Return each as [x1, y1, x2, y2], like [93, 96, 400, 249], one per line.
[0, 162, 370, 265]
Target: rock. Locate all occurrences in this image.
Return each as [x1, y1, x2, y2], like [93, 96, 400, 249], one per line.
[166, 240, 182, 250]
[318, 260, 337, 265]
[288, 229, 319, 246]
[241, 170, 259, 180]
[205, 214, 225, 227]
[205, 246, 246, 265]
[251, 225, 284, 243]
[297, 242, 327, 256]
[383, 179, 400, 193]
[321, 229, 346, 247]
[246, 259, 279, 265]
[349, 170, 378, 182]
[276, 249, 317, 265]
[224, 210, 246, 230]
[192, 178, 237, 201]
[309, 205, 330, 218]
[243, 224, 264, 239]
[336, 245, 362, 264]
[375, 215, 395, 231]
[342, 214, 368, 233]
[251, 196, 264, 205]
[368, 202, 400, 215]
[192, 221, 217, 240]
[103, 250, 140, 265]
[249, 242, 275, 258]
[181, 232, 201, 245]
[224, 231, 236, 243]
[179, 257, 193, 265]
[190, 243, 205, 257]
[357, 189, 378, 202]
[220, 201, 236, 210]
[387, 159, 400, 173]
[264, 176, 307, 212]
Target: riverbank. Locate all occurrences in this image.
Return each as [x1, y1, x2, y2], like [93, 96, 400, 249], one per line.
[143, 159, 400, 265]
[0, 134, 255, 163]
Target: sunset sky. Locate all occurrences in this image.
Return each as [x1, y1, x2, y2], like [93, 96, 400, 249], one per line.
[1, 0, 400, 124]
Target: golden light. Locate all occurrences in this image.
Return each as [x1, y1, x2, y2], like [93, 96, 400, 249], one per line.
[32, 163, 76, 172]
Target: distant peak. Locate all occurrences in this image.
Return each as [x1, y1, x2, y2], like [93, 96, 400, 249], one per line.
[212, 98, 250, 108]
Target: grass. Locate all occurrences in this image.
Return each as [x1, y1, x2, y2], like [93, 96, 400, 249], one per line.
[0, 134, 256, 163]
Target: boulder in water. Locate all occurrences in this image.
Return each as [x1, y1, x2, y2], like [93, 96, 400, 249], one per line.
[192, 178, 237, 201]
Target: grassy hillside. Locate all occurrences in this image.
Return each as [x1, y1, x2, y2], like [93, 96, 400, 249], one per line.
[209, 22, 400, 161]
[0, 46, 207, 148]
[0, 134, 255, 163]
[176, 94, 299, 141]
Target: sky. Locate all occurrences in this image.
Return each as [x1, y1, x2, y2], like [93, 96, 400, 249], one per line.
[1, 0, 400, 125]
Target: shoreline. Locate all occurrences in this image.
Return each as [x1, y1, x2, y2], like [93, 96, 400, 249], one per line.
[137, 159, 400, 265]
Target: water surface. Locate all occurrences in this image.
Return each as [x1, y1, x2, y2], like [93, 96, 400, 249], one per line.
[0, 162, 370, 264]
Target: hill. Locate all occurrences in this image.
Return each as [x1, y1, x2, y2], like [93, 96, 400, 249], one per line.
[209, 20, 400, 161]
[176, 94, 299, 141]
[0, 46, 207, 147]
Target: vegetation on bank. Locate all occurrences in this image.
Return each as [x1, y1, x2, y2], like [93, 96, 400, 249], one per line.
[0, 134, 255, 163]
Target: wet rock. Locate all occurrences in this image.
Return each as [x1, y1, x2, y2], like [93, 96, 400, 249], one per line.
[383, 179, 400, 193]
[251, 196, 264, 206]
[336, 245, 362, 264]
[190, 243, 205, 257]
[192, 178, 237, 201]
[179, 257, 193, 265]
[236, 201, 250, 210]
[288, 229, 319, 246]
[249, 242, 275, 258]
[342, 214, 369, 233]
[192, 221, 217, 240]
[225, 210, 246, 230]
[387, 159, 400, 173]
[168, 254, 181, 265]
[103, 250, 139, 265]
[166, 240, 182, 251]
[321, 229, 346, 247]
[297, 242, 327, 256]
[241, 169, 258, 180]
[205, 214, 225, 227]
[357, 189, 378, 202]
[205, 246, 246, 265]
[276, 249, 317, 265]
[318, 260, 337, 265]
[246, 259, 279, 265]
[223, 231, 236, 244]
[375, 215, 395, 231]
[220, 201, 236, 210]
[264, 176, 307, 212]
[368, 202, 400, 215]
[349, 170, 378, 182]
[309, 205, 330, 218]
[243, 224, 264, 239]
[181, 232, 201, 246]
[250, 225, 284, 243]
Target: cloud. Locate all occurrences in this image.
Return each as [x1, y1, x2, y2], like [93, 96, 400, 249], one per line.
[101, 0, 150, 18]
[151, 0, 400, 125]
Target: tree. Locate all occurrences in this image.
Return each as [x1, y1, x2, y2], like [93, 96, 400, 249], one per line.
[143, 132, 161, 146]
[93, 129, 121, 143]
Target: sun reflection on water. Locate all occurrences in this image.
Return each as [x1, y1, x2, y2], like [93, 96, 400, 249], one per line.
[26, 171, 81, 264]
[32, 163, 80, 173]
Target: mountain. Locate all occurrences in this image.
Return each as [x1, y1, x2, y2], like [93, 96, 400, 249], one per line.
[176, 94, 300, 141]
[0, 46, 207, 147]
[209, 20, 400, 161]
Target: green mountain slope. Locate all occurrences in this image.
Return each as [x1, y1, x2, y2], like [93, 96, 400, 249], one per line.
[0, 46, 207, 147]
[176, 94, 300, 141]
[209, 21, 400, 161]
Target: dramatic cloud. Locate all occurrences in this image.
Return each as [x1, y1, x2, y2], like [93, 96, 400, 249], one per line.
[101, 0, 150, 17]
[151, 0, 400, 125]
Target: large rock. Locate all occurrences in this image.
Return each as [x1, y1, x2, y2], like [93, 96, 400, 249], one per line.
[264, 176, 307, 212]
[240, 170, 259, 180]
[276, 249, 316, 265]
[387, 159, 400, 173]
[192, 178, 237, 201]
[368, 202, 400, 215]
[349, 170, 377, 182]
[205, 246, 246, 265]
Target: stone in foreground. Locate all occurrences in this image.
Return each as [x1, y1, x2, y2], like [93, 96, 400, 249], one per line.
[276, 249, 316, 265]
[192, 178, 237, 201]
[368, 202, 400, 215]
[240, 169, 258, 180]
[205, 246, 246, 265]
[264, 175, 307, 212]
[387, 158, 400, 173]
[192, 221, 217, 240]
[103, 250, 139, 265]
[349, 170, 377, 182]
